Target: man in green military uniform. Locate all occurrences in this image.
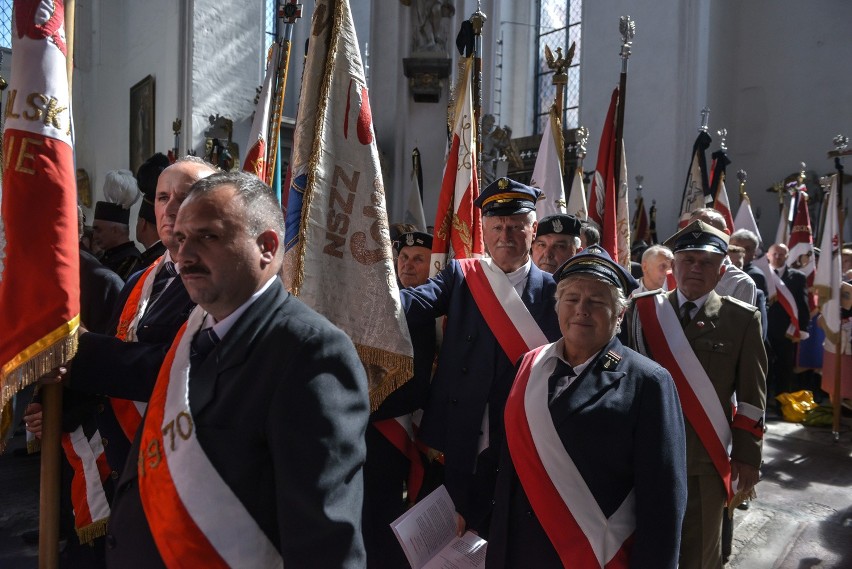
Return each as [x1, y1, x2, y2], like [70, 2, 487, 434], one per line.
[623, 220, 767, 569]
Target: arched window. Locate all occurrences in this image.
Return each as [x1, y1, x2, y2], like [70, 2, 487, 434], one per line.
[535, 0, 582, 134]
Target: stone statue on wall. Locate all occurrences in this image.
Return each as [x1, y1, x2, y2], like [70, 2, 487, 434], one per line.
[400, 0, 456, 56]
[481, 114, 513, 186]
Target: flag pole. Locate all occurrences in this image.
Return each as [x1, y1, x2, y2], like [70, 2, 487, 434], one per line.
[412, 148, 423, 202]
[611, 15, 634, 205]
[470, 3, 486, 176]
[828, 134, 849, 441]
[37, 2, 76, 566]
[266, 0, 303, 187]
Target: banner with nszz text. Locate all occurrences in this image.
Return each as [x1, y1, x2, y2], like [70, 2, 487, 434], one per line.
[283, 0, 412, 411]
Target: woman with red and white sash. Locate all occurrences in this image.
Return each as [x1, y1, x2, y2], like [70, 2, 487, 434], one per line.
[487, 246, 688, 569]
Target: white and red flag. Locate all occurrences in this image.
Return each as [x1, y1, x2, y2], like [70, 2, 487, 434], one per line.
[566, 165, 587, 221]
[0, 0, 79, 435]
[774, 188, 793, 246]
[281, 0, 412, 410]
[677, 131, 712, 228]
[708, 149, 734, 232]
[530, 104, 567, 219]
[813, 175, 850, 398]
[243, 42, 280, 185]
[588, 88, 630, 266]
[733, 193, 763, 246]
[430, 56, 484, 275]
[786, 186, 816, 310]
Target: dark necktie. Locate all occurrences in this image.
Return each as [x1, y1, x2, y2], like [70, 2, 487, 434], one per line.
[680, 301, 697, 329]
[190, 326, 220, 371]
[548, 359, 576, 405]
[148, 261, 177, 306]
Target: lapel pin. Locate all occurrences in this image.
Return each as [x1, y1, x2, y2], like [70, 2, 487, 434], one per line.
[696, 321, 705, 328]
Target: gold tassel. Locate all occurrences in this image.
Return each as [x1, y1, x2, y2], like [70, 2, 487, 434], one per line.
[76, 517, 109, 545]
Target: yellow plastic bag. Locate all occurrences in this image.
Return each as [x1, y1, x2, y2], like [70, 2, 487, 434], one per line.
[775, 390, 818, 423]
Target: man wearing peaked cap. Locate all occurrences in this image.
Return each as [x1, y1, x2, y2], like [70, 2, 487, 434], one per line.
[486, 245, 687, 568]
[531, 214, 582, 274]
[623, 219, 767, 569]
[401, 176, 560, 535]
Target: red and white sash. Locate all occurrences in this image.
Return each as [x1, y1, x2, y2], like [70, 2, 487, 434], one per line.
[505, 344, 635, 568]
[635, 294, 734, 501]
[111, 255, 166, 441]
[458, 258, 548, 363]
[372, 415, 425, 505]
[61, 426, 112, 543]
[138, 307, 283, 569]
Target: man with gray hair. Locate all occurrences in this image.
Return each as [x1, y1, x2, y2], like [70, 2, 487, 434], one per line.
[730, 228, 767, 295]
[636, 244, 674, 293]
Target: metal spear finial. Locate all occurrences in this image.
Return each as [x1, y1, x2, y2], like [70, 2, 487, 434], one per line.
[576, 126, 589, 158]
[717, 128, 727, 152]
[699, 107, 710, 133]
[834, 134, 849, 152]
[635, 175, 643, 191]
[619, 16, 635, 63]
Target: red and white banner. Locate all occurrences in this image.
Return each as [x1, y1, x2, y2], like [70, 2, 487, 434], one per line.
[372, 416, 424, 505]
[531, 105, 567, 219]
[588, 88, 630, 266]
[635, 294, 734, 501]
[430, 57, 484, 275]
[708, 150, 734, 232]
[786, 187, 816, 310]
[243, 42, 280, 185]
[458, 258, 548, 364]
[505, 344, 634, 568]
[0, 0, 79, 432]
[139, 308, 284, 569]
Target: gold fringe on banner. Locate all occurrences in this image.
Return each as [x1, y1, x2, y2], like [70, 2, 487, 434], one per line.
[356, 343, 414, 412]
[76, 517, 109, 545]
[0, 316, 80, 453]
[291, 0, 346, 296]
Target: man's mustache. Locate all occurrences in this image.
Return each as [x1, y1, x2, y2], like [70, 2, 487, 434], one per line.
[181, 265, 210, 276]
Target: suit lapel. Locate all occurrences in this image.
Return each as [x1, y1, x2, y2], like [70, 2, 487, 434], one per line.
[190, 279, 287, 415]
[549, 337, 627, 427]
[522, 263, 543, 319]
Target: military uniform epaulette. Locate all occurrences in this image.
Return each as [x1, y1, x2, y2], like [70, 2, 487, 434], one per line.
[633, 288, 664, 299]
[720, 294, 758, 313]
[600, 349, 622, 370]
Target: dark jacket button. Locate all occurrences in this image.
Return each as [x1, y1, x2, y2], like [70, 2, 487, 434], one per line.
[106, 534, 116, 549]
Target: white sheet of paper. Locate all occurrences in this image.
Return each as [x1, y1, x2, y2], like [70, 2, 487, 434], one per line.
[390, 485, 487, 569]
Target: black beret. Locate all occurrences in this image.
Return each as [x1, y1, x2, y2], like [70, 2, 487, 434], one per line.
[94, 201, 130, 225]
[537, 214, 582, 237]
[394, 231, 433, 253]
